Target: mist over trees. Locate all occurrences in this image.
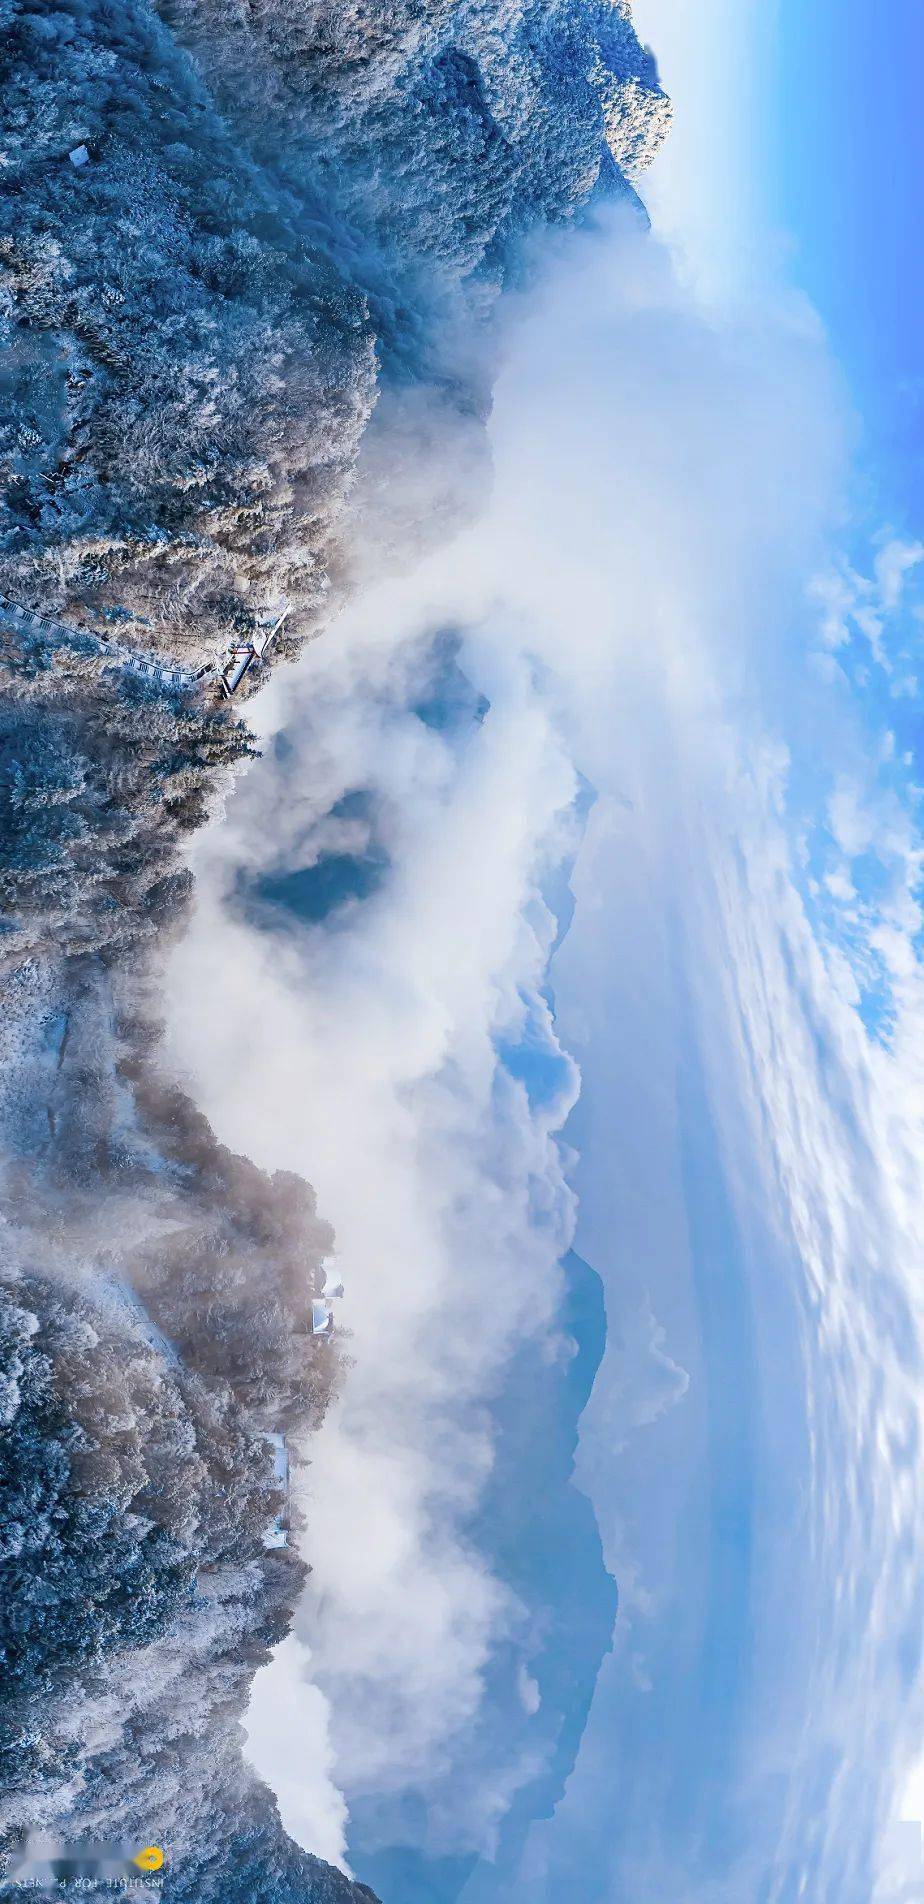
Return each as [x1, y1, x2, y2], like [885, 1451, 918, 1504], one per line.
[0, 976, 345, 1897]
[0, 0, 668, 659]
[0, 0, 669, 1892]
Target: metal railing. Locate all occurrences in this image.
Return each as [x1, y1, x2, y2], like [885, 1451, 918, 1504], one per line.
[0, 595, 289, 699]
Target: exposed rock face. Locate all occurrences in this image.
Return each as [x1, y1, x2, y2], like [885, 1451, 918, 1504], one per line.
[0, 0, 668, 1893]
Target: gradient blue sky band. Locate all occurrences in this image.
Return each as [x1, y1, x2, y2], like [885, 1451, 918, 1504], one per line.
[772, 0, 924, 511]
[639, 0, 922, 521]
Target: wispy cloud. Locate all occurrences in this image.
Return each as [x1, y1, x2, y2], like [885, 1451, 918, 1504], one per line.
[166, 205, 924, 1900]
[167, 570, 585, 1857]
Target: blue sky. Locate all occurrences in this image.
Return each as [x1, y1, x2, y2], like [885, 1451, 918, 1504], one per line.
[639, 0, 924, 520]
[627, 6, 924, 1889]
[638, 0, 924, 1035]
[771, 0, 924, 524]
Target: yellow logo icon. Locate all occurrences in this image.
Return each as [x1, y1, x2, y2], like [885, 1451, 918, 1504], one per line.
[133, 1846, 165, 1872]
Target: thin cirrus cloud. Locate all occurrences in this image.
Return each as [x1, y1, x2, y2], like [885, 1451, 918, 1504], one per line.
[166, 205, 924, 1900]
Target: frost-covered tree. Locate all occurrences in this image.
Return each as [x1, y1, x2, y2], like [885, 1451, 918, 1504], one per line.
[0, 0, 668, 1894]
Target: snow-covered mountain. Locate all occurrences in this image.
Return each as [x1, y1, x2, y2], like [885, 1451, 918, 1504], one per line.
[0, 3, 668, 1895]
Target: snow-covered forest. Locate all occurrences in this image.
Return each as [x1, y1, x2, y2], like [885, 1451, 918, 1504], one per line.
[0, 0, 669, 1894]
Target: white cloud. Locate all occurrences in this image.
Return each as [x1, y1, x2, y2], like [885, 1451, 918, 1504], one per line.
[812, 539, 924, 679]
[166, 204, 924, 1899]
[243, 1636, 350, 1870]
[516, 1664, 541, 1717]
[876, 539, 924, 612]
[168, 567, 583, 1850]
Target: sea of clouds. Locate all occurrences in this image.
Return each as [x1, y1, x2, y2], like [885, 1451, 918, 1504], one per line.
[166, 206, 924, 1902]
